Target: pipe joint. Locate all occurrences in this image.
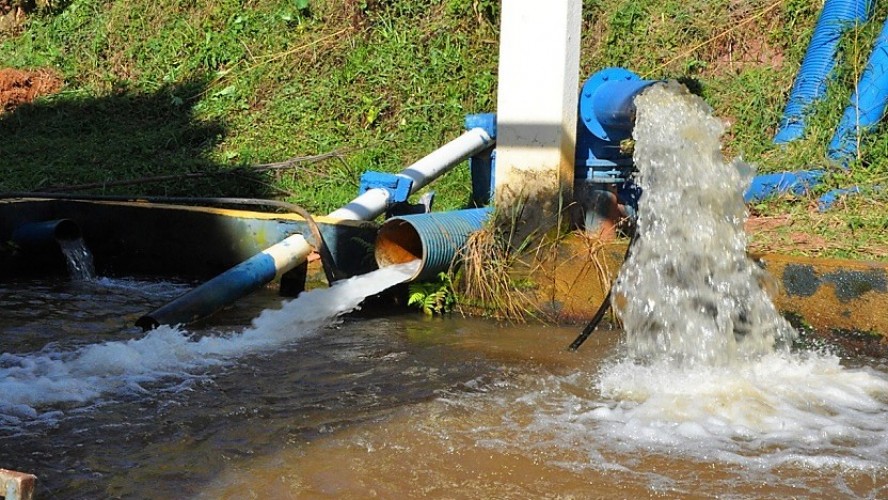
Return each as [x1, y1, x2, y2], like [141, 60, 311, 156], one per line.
[358, 171, 414, 205]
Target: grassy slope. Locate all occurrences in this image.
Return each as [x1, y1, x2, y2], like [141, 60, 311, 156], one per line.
[0, 0, 886, 260]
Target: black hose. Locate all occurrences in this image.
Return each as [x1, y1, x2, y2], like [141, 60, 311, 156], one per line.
[568, 230, 638, 351]
[0, 192, 312, 214]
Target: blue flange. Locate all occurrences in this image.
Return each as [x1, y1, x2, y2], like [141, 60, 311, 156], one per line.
[579, 67, 659, 143]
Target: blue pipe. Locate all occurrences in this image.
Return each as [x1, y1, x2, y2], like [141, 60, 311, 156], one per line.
[743, 170, 825, 203]
[774, 0, 874, 144]
[575, 68, 660, 234]
[136, 234, 311, 329]
[578, 67, 661, 145]
[744, 170, 865, 211]
[375, 208, 490, 282]
[11, 219, 81, 247]
[829, 15, 888, 162]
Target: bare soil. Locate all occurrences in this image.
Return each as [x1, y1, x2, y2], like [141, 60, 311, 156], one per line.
[0, 67, 63, 112]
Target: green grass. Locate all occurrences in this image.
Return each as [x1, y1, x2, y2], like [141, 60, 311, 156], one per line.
[0, 0, 885, 259]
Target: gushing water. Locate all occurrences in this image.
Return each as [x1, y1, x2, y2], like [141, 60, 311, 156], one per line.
[58, 237, 96, 281]
[614, 82, 796, 366]
[577, 82, 888, 470]
[0, 261, 418, 422]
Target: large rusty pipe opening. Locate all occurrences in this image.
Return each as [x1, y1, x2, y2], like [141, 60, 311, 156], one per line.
[374, 208, 490, 282]
[375, 219, 423, 270]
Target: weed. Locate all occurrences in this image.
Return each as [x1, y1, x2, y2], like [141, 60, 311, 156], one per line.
[453, 223, 538, 322]
[407, 272, 456, 316]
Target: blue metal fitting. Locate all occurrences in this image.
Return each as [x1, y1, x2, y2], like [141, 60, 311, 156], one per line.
[574, 67, 659, 234]
[579, 67, 660, 143]
[359, 171, 414, 204]
[466, 113, 497, 207]
[575, 68, 660, 184]
[464, 112, 497, 139]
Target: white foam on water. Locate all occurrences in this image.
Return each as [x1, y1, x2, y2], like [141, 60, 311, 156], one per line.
[589, 352, 888, 469]
[0, 261, 418, 419]
[525, 82, 888, 473]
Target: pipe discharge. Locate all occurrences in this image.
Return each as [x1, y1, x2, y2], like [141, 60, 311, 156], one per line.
[11, 219, 82, 248]
[375, 208, 490, 282]
[135, 234, 311, 330]
[829, 15, 888, 162]
[139, 129, 494, 329]
[774, 0, 874, 144]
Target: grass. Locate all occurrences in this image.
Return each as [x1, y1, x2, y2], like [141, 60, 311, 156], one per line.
[454, 221, 541, 323]
[0, 0, 886, 259]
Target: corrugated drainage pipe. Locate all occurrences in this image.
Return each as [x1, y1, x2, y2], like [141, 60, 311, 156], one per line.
[774, 0, 874, 144]
[375, 208, 490, 282]
[743, 170, 824, 203]
[829, 15, 888, 162]
[137, 128, 494, 330]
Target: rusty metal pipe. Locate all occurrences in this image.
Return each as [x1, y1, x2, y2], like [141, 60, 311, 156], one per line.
[375, 208, 490, 282]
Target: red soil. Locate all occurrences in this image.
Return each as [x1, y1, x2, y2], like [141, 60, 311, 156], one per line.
[0, 68, 63, 112]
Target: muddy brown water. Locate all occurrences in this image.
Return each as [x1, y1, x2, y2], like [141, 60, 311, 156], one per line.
[1, 277, 886, 499]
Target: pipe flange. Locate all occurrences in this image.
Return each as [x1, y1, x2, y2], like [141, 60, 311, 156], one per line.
[579, 67, 642, 142]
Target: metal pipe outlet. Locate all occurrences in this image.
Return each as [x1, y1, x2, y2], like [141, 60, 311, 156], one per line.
[11, 219, 82, 248]
[375, 208, 490, 282]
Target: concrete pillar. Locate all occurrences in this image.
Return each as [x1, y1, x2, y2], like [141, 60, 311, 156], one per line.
[495, 0, 582, 241]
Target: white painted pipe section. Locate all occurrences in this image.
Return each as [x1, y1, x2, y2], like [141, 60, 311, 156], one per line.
[139, 128, 494, 328]
[328, 127, 494, 221]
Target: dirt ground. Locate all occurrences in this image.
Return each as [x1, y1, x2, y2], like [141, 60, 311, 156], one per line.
[0, 67, 63, 112]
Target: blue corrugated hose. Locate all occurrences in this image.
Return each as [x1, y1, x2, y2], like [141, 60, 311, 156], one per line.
[774, 0, 875, 144]
[829, 16, 888, 162]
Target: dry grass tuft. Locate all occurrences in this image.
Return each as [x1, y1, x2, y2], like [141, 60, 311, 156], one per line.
[453, 225, 540, 323]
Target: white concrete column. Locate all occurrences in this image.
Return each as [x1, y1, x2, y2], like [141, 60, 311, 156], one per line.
[495, 0, 582, 237]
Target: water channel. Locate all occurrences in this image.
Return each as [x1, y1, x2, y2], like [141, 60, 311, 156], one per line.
[0, 273, 886, 498]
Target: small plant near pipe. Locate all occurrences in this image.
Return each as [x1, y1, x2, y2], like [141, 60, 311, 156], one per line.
[407, 272, 455, 316]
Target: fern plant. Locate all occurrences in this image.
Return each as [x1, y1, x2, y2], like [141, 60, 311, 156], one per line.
[407, 272, 456, 316]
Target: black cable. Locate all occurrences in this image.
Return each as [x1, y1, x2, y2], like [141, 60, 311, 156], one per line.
[0, 192, 310, 213]
[568, 230, 638, 351]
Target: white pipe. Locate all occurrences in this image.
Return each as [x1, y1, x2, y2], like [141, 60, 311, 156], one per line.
[328, 127, 494, 220]
[139, 128, 494, 328]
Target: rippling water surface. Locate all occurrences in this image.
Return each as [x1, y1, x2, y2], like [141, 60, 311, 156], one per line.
[1, 276, 886, 498]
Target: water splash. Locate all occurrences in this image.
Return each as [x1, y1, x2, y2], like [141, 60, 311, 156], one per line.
[58, 237, 96, 281]
[613, 82, 796, 367]
[0, 261, 419, 418]
[577, 82, 888, 471]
